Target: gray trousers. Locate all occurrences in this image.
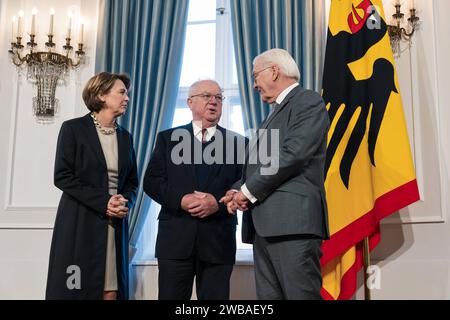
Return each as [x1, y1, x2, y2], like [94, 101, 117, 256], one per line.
[253, 233, 323, 300]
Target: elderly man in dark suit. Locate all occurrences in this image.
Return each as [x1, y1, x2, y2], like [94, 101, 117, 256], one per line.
[143, 80, 245, 300]
[221, 48, 330, 300]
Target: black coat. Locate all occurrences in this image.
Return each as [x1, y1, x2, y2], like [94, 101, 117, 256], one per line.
[46, 113, 138, 300]
[143, 123, 245, 264]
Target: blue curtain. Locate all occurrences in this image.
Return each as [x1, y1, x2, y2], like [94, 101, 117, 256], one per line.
[230, 0, 326, 129]
[95, 0, 189, 247]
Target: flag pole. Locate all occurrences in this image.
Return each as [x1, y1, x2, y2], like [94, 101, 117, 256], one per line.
[363, 237, 371, 300]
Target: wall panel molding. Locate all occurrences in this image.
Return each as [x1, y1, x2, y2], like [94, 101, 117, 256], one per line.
[383, 0, 446, 225]
[0, 0, 100, 229]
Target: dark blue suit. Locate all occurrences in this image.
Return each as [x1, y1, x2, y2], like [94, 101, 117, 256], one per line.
[143, 123, 245, 299]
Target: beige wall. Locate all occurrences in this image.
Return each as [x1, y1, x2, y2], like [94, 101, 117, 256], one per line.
[0, 0, 99, 299]
[354, 0, 450, 300]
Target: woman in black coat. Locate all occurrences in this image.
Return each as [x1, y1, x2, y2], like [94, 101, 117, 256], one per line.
[46, 72, 138, 300]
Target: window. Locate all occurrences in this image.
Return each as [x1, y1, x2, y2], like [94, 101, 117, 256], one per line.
[172, 0, 244, 135]
[135, 0, 251, 262]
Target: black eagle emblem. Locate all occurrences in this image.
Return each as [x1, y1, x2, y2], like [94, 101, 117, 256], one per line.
[322, 2, 398, 188]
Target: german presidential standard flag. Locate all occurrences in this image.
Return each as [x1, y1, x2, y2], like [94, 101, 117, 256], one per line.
[321, 0, 420, 299]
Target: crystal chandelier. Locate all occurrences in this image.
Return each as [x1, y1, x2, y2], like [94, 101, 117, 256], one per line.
[8, 9, 85, 123]
[387, 1, 420, 59]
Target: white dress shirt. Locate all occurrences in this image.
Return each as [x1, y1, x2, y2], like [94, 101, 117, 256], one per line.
[192, 121, 216, 143]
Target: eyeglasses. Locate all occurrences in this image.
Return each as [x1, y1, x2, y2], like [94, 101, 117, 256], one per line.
[189, 93, 226, 102]
[252, 66, 272, 80]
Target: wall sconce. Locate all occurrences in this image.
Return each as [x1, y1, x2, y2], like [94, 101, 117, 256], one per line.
[387, 0, 420, 58]
[8, 8, 85, 123]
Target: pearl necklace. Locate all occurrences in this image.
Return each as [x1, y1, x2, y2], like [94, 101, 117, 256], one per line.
[90, 113, 118, 135]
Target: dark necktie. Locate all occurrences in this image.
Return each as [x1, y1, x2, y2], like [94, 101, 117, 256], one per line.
[260, 103, 281, 129]
[269, 102, 281, 117]
[201, 128, 207, 143]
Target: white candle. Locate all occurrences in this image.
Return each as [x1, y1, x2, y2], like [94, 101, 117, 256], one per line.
[18, 11, 24, 38]
[49, 8, 55, 35]
[395, 0, 400, 6]
[67, 14, 72, 39]
[79, 23, 84, 44]
[410, 0, 415, 10]
[12, 16, 17, 41]
[31, 8, 37, 35]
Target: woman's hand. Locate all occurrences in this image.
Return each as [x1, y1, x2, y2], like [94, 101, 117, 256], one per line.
[106, 194, 129, 218]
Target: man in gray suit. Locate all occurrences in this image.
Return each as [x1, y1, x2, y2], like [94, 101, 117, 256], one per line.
[221, 48, 329, 300]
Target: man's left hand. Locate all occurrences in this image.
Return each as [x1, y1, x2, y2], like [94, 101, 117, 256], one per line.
[233, 191, 249, 211]
[188, 191, 219, 218]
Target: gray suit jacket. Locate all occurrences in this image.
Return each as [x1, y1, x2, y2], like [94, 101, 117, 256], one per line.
[241, 85, 330, 243]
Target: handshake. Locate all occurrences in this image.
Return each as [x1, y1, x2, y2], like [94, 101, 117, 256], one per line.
[219, 190, 249, 215]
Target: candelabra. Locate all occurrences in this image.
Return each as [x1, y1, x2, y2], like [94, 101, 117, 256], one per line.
[387, 2, 420, 58]
[8, 11, 85, 122]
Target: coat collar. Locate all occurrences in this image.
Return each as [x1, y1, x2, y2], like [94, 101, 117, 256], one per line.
[261, 85, 303, 130]
[247, 86, 304, 157]
[116, 124, 128, 178]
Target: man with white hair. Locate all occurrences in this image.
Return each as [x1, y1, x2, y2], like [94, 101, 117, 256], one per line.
[221, 48, 330, 299]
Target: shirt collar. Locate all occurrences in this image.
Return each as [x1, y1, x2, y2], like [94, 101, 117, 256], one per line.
[275, 82, 299, 105]
[192, 121, 217, 142]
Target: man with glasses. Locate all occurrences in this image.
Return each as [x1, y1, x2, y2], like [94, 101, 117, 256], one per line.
[143, 79, 246, 300]
[222, 48, 330, 300]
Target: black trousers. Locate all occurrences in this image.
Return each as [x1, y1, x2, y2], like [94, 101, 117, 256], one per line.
[253, 233, 323, 300]
[158, 257, 233, 300]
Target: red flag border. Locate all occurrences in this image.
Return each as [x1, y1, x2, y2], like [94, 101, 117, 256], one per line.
[321, 179, 420, 265]
[320, 179, 420, 299]
[322, 230, 380, 300]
